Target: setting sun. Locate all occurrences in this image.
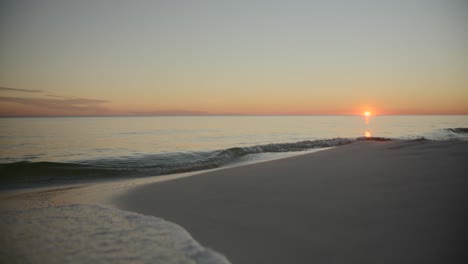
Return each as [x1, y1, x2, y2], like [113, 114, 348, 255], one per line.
[364, 111, 371, 117]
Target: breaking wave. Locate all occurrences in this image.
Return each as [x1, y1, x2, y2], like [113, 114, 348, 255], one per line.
[2, 127, 466, 187]
[0, 138, 354, 186]
[445, 128, 468, 134]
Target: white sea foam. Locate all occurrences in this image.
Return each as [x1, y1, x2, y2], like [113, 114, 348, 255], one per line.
[0, 204, 230, 264]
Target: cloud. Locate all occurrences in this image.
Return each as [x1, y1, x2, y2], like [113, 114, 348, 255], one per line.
[0, 86, 110, 115]
[0, 86, 43, 93]
[129, 110, 210, 116]
[0, 96, 110, 112]
[0, 86, 240, 116]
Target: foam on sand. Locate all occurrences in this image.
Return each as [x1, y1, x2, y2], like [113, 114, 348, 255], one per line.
[0, 204, 230, 264]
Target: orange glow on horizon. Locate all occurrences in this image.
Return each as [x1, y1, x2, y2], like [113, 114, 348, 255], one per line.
[3, 97, 468, 116]
[365, 131, 371, 137]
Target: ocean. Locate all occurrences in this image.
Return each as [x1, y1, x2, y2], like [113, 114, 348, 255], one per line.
[1, 115, 467, 186]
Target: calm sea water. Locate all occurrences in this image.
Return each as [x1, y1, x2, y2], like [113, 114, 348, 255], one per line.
[1, 115, 467, 185]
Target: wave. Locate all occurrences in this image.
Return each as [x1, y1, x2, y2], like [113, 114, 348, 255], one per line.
[2, 129, 465, 187]
[356, 136, 394, 141]
[0, 138, 355, 186]
[0, 204, 231, 264]
[445, 127, 468, 134]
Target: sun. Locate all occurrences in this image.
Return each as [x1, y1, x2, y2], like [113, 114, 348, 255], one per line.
[364, 111, 371, 117]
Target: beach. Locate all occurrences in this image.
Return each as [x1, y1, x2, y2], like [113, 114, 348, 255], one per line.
[1, 140, 468, 263]
[2, 0, 468, 262]
[116, 140, 468, 263]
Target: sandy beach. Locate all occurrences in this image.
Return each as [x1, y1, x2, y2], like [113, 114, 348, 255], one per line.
[2, 1, 467, 262]
[116, 140, 468, 264]
[1, 140, 468, 263]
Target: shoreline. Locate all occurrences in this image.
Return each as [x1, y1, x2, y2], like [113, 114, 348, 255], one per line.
[116, 140, 468, 264]
[1, 140, 468, 263]
[0, 147, 330, 210]
[0, 169, 216, 211]
[0, 146, 332, 190]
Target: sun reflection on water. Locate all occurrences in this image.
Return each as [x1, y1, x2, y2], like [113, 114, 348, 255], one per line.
[363, 111, 373, 137]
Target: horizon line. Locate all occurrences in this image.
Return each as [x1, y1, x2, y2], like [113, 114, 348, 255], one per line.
[1, 113, 468, 118]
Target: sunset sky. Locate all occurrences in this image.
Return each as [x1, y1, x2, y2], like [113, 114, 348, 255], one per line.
[1, 0, 467, 116]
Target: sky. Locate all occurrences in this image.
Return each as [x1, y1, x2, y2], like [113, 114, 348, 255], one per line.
[1, 0, 467, 116]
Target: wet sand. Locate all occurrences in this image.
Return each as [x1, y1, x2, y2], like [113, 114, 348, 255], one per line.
[116, 141, 468, 264]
